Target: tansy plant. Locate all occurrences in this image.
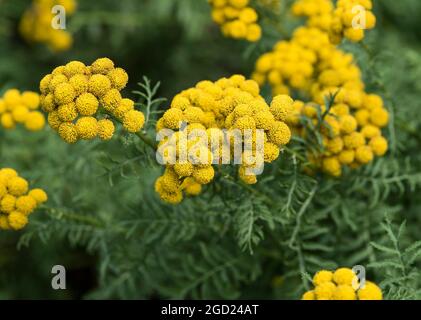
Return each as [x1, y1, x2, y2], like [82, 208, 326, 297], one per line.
[0, 168, 48, 231]
[0, 89, 45, 131]
[40, 58, 145, 143]
[1, 0, 421, 301]
[20, 0, 78, 52]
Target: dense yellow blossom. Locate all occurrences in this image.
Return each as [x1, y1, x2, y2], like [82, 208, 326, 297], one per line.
[302, 267, 383, 300]
[123, 110, 146, 133]
[208, 0, 262, 42]
[0, 89, 45, 131]
[292, 0, 376, 44]
[253, 19, 389, 177]
[329, 0, 376, 44]
[19, 0, 77, 52]
[40, 58, 145, 143]
[0, 168, 47, 231]
[155, 75, 293, 204]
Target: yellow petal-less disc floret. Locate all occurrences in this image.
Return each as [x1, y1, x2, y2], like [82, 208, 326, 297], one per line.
[102, 89, 122, 112]
[270, 95, 295, 122]
[58, 122, 78, 143]
[58, 102, 78, 122]
[64, 61, 86, 78]
[91, 57, 115, 75]
[332, 285, 357, 300]
[1, 194, 16, 213]
[21, 91, 40, 109]
[357, 281, 383, 300]
[69, 74, 89, 96]
[123, 110, 145, 133]
[301, 291, 316, 300]
[75, 93, 99, 116]
[107, 68, 129, 90]
[7, 177, 29, 197]
[25, 111, 46, 131]
[16, 196, 37, 215]
[313, 270, 333, 286]
[97, 119, 115, 141]
[333, 267, 356, 286]
[314, 282, 336, 300]
[75, 117, 98, 140]
[28, 188, 48, 204]
[88, 74, 112, 98]
[54, 83, 77, 105]
[369, 136, 388, 156]
[8, 211, 28, 230]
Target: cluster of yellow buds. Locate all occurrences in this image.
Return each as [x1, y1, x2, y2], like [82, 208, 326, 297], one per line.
[208, 0, 262, 42]
[288, 95, 389, 177]
[40, 58, 145, 143]
[302, 268, 383, 300]
[0, 89, 45, 131]
[292, 0, 334, 31]
[253, 24, 389, 176]
[19, 0, 77, 52]
[329, 0, 376, 44]
[291, 0, 376, 44]
[252, 27, 330, 94]
[0, 168, 48, 231]
[155, 75, 293, 204]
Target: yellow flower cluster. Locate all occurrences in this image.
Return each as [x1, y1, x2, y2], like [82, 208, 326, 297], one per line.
[40, 58, 145, 143]
[302, 268, 383, 300]
[19, 0, 77, 52]
[0, 89, 45, 131]
[253, 25, 389, 176]
[292, 0, 334, 31]
[0, 168, 48, 231]
[292, 0, 376, 43]
[155, 75, 293, 204]
[330, 0, 376, 44]
[288, 96, 389, 177]
[208, 0, 262, 42]
[253, 27, 330, 94]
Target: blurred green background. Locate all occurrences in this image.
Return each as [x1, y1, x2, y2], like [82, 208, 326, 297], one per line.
[1, 0, 421, 299]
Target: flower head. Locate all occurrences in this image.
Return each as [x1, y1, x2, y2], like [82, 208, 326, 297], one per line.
[40, 58, 145, 143]
[0, 169, 47, 231]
